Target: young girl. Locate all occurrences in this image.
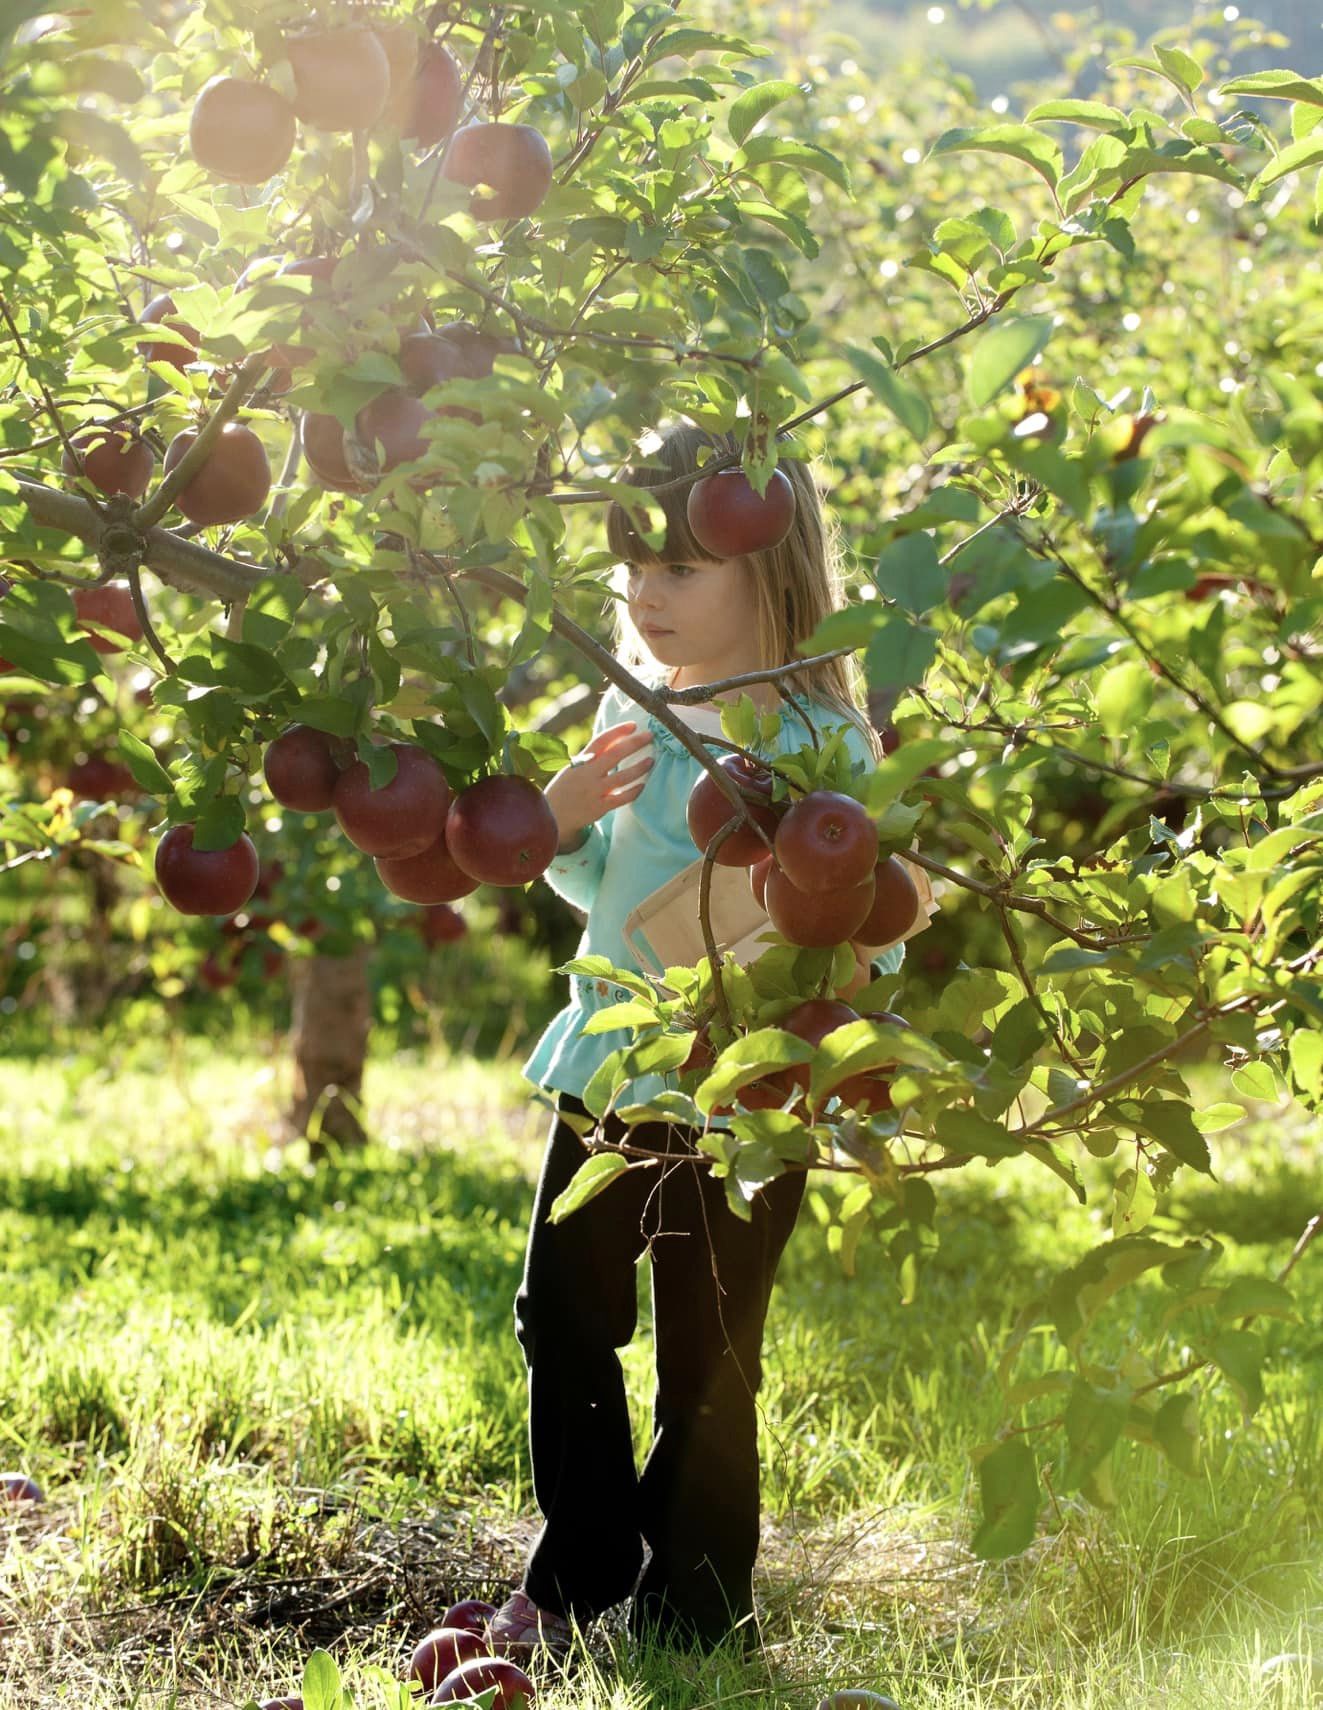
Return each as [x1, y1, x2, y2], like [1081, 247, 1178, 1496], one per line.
[486, 424, 906, 1664]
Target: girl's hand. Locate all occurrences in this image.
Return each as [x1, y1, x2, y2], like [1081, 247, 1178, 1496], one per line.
[544, 721, 655, 848]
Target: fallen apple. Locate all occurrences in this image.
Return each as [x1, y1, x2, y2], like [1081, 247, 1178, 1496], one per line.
[439, 1599, 498, 1636]
[408, 1625, 488, 1694]
[1, 1473, 43, 1503]
[430, 1655, 536, 1708]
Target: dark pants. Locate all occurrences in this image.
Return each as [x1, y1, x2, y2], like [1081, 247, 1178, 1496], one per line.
[513, 1092, 806, 1652]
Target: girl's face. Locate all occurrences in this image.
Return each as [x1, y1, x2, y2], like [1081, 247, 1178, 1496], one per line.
[625, 556, 767, 692]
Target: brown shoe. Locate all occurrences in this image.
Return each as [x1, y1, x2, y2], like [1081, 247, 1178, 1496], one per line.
[486, 1590, 574, 1664]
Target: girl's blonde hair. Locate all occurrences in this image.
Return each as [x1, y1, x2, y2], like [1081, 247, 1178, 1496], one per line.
[604, 422, 884, 761]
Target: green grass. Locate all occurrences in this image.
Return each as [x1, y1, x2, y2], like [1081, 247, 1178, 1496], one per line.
[1, 1038, 1320, 1707]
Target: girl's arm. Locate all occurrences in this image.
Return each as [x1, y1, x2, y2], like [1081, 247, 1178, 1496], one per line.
[538, 706, 654, 913]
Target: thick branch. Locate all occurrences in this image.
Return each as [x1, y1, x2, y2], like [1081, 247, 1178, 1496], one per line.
[13, 478, 262, 602]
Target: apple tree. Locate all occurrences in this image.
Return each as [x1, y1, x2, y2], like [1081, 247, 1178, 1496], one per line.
[1, 0, 1321, 1556]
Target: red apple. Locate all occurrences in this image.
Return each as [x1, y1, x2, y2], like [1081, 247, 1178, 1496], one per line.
[407, 42, 464, 147]
[833, 1012, 907, 1115]
[443, 122, 554, 220]
[263, 725, 342, 812]
[750, 854, 773, 910]
[430, 1655, 535, 1708]
[138, 293, 200, 370]
[155, 824, 260, 916]
[764, 863, 875, 948]
[377, 831, 480, 905]
[300, 412, 367, 493]
[774, 998, 861, 1097]
[418, 902, 468, 946]
[1, 1473, 43, 1503]
[409, 1626, 488, 1694]
[354, 392, 433, 474]
[162, 422, 272, 527]
[288, 26, 391, 132]
[73, 584, 142, 654]
[190, 76, 296, 183]
[444, 775, 560, 887]
[439, 1599, 497, 1636]
[62, 429, 155, 499]
[257, 1698, 303, 1710]
[686, 754, 780, 866]
[686, 467, 796, 559]
[774, 791, 877, 895]
[332, 742, 451, 858]
[854, 855, 920, 947]
[67, 756, 136, 802]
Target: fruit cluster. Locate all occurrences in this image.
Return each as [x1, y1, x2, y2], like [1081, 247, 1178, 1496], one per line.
[154, 725, 559, 918]
[687, 755, 921, 949]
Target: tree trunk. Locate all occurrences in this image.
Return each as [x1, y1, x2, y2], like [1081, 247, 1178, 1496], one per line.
[286, 948, 372, 1153]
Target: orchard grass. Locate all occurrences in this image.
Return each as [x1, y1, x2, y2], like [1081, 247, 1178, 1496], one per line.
[0, 1036, 1319, 1708]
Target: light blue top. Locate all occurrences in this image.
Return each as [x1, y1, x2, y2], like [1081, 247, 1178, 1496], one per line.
[521, 675, 906, 1118]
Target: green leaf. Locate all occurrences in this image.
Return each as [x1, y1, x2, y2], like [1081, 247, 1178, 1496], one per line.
[1219, 70, 1323, 107]
[727, 79, 802, 147]
[292, 696, 360, 739]
[0, 625, 102, 686]
[842, 344, 932, 443]
[1206, 1328, 1264, 1420]
[1191, 1103, 1244, 1133]
[871, 532, 946, 616]
[1112, 1165, 1157, 1237]
[581, 1001, 662, 1035]
[1216, 1277, 1297, 1322]
[931, 125, 1063, 192]
[863, 615, 938, 694]
[1026, 99, 1127, 130]
[1230, 1061, 1282, 1103]
[735, 134, 851, 193]
[695, 1029, 812, 1115]
[1128, 1100, 1213, 1174]
[971, 1439, 1039, 1560]
[935, 1107, 1021, 1159]
[1155, 44, 1204, 95]
[193, 796, 248, 855]
[1094, 659, 1153, 740]
[1249, 131, 1323, 195]
[302, 1650, 342, 1710]
[1289, 1029, 1323, 1100]
[548, 1154, 638, 1223]
[1062, 1379, 1128, 1491]
[117, 730, 173, 797]
[1153, 1391, 1200, 1476]
[967, 315, 1055, 409]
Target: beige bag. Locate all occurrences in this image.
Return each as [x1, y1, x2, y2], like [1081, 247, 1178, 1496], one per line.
[623, 848, 937, 978]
